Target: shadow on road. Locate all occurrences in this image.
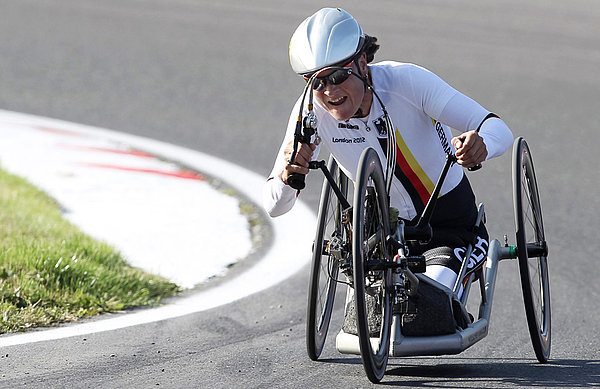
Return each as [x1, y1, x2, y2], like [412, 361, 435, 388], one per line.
[380, 358, 599, 388]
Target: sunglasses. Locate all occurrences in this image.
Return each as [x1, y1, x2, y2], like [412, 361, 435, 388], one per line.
[304, 62, 354, 91]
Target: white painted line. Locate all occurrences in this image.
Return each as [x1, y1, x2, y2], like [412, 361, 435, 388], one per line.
[0, 110, 316, 346]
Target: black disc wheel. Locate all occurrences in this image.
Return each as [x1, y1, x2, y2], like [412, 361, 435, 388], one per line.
[306, 155, 350, 360]
[352, 148, 393, 383]
[513, 137, 551, 363]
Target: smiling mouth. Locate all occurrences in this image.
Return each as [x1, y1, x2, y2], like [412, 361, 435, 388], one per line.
[329, 96, 347, 106]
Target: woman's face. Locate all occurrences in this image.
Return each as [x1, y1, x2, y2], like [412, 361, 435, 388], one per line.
[313, 55, 371, 121]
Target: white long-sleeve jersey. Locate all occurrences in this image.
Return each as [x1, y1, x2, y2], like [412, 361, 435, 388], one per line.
[264, 62, 513, 226]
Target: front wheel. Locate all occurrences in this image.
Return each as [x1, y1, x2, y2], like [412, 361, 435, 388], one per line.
[352, 148, 393, 383]
[513, 137, 551, 363]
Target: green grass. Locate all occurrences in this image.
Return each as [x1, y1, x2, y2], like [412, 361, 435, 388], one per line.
[0, 168, 179, 333]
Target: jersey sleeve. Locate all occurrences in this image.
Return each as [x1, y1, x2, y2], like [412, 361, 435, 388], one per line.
[477, 117, 513, 159]
[407, 65, 513, 160]
[438, 93, 513, 160]
[262, 174, 300, 217]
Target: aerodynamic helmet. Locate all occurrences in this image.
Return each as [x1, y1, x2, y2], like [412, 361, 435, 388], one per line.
[289, 8, 365, 75]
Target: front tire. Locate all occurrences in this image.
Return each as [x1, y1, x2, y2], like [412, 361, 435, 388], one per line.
[352, 148, 393, 383]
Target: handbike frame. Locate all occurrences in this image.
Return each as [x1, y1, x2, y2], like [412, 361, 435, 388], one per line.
[304, 138, 550, 381]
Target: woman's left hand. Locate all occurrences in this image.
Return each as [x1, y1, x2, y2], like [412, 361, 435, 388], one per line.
[452, 130, 488, 168]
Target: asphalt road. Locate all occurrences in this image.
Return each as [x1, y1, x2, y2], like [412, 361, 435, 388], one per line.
[1, 0, 599, 387]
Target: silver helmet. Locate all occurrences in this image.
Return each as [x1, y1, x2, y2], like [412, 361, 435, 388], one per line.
[289, 8, 364, 75]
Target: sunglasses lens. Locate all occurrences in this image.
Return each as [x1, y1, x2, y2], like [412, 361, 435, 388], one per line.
[329, 69, 351, 85]
[311, 69, 351, 90]
[312, 78, 326, 91]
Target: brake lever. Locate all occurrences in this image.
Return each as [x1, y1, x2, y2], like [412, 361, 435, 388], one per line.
[287, 112, 319, 190]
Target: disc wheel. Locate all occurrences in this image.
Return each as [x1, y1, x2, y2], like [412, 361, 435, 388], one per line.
[513, 137, 551, 363]
[306, 155, 349, 360]
[352, 148, 393, 383]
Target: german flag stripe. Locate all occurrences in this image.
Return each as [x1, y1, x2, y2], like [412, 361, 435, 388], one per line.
[393, 128, 435, 204]
[377, 130, 435, 213]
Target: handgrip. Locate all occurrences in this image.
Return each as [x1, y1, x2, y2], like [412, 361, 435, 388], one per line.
[287, 172, 306, 190]
[287, 114, 316, 191]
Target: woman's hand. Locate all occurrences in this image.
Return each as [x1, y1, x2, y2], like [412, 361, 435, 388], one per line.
[279, 140, 317, 185]
[452, 130, 487, 168]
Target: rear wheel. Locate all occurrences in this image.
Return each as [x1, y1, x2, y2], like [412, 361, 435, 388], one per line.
[352, 148, 393, 383]
[306, 155, 349, 360]
[513, 137, 551, 363]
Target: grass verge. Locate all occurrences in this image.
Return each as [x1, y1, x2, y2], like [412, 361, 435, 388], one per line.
[0, 168, 179, 334]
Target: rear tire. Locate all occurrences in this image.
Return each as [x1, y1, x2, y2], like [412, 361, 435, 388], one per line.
[306, 155, 349, 360]
[352, 148, 393, 383]
[513, 137, 551, 363]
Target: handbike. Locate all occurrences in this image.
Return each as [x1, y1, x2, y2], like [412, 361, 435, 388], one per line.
[304, 137, 550, 383]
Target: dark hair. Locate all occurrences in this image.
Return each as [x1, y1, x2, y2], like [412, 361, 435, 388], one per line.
[362, 35, 379, 63]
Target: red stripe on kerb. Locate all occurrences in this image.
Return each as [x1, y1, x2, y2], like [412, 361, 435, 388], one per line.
[34, 126, 82, 136]
[61, 144, 155, 158]
[395, 148, 431, 205]
[82, 163, 205, 181]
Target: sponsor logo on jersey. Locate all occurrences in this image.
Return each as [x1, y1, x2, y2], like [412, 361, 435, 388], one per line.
[338, 122, 359, 130]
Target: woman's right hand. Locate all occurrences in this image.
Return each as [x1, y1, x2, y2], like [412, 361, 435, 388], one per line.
[279, 140, 317, 185]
